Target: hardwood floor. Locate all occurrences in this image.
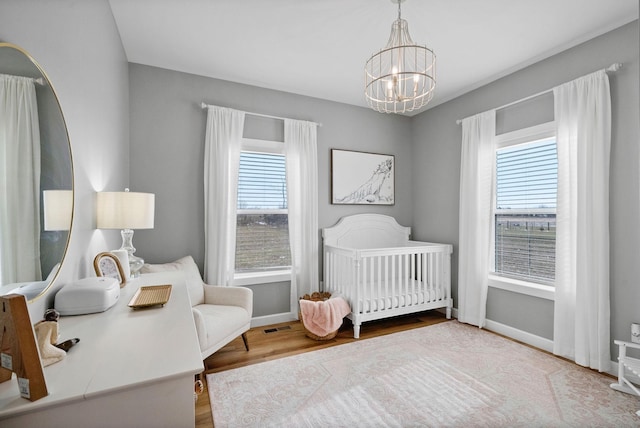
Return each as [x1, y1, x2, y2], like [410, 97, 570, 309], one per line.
[195, 310, 449, 428]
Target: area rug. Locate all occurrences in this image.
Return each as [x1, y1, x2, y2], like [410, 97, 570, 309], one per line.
[207, 321, 639, 427]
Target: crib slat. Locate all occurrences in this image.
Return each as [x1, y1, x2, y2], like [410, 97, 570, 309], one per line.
[383, 255, 389, 309]
[419, 251, 424, 303]
[409, 252, 415, 307]
[437, 252, 443, 300]
[362, 257, 367, 313]
[375, 255, 381, 310]
[427, 252, 433, 301]
[406, 253, 410, 305]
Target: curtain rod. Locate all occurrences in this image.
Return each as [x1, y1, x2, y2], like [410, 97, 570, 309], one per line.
[200, 102, 322, 127]
[455, 62, 622, 125]
[0, 73, 45, 86]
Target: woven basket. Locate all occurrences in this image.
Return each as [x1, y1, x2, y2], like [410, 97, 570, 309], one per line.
[299, 292, 338, 341]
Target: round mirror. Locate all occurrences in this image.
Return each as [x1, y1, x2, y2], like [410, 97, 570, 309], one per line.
[0, 42, 73, 301]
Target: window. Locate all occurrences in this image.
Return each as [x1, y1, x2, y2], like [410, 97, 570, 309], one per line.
[235, 140, 291, 273]
[492, 125, 557, 286]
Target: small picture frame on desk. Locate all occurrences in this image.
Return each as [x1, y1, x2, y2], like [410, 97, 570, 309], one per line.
[93, 252, 126, 287]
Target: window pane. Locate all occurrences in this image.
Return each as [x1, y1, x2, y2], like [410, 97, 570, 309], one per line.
[238, 152, 287, 209]
[495, 214, 556, 282]
[495, 138, 557, 284]
[235, 214, 291, 272]
[496, 139, 557, 210]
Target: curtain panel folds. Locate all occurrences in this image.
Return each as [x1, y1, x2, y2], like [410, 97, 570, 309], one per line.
[457, 110, 496, 328]
[203, 106, 245, 285]
[553, 69, 611, 371]
[0, 74, 41, 284]
[285, 119, 319, 316]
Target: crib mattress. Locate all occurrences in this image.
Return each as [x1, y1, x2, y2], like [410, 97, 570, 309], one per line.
[352, 282, 445, 313]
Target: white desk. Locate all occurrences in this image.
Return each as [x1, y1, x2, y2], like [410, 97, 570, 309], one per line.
[0, 272, 204, 427]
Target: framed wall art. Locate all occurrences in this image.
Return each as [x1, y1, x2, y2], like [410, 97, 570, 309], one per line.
[331, 149, 395, 205]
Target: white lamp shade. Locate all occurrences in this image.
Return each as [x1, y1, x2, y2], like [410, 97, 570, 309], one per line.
[43, 190, 73, 231]
[96, 191, 155, 230]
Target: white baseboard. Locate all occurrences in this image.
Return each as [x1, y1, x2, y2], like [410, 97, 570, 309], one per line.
[483, 319, 621, 378]
[251, 312, 296, 328]
[483, 319, 554, 353]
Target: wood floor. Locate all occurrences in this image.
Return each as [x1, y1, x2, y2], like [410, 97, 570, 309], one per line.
[195, 310, 449, 428]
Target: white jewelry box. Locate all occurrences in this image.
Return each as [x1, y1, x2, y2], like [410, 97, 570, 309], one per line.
[55, 277, 120, 316]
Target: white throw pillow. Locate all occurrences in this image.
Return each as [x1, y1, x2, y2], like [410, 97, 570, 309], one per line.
[140, 255, 205, 306]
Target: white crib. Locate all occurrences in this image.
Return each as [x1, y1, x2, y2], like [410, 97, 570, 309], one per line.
[323, 214, 453, 338]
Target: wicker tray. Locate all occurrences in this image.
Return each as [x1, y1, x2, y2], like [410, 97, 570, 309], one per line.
[299, 292, 338, 341]
[128, 284, 172, 309]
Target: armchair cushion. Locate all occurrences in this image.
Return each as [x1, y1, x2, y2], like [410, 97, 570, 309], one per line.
[141, 255, 205, 306]
[194, 303, 250, 357]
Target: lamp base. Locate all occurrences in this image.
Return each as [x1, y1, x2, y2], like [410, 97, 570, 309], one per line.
[128, 254, 144, 278]
[120, 228, 145, 278]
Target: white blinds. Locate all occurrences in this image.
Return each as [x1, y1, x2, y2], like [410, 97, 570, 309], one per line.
[494, 138, 557, 283]
[237, 152, 287, 210]
[496, 138, 557, 210]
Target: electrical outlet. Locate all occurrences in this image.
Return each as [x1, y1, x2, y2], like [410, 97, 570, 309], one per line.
[631, 323, 640, 344]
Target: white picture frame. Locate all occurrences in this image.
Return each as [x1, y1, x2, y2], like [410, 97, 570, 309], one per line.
[331, 149, 395, 205]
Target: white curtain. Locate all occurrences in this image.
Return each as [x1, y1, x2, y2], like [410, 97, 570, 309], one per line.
[553, 70, 611, 371]
[284, 119, 318, 316]
[0, 74, 42, 284]
[203, 106, 245, 285]
[458, 110, 496, 327]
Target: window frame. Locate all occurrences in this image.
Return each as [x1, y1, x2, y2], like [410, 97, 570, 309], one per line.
[234, 138, 292, 285]
[489, 121, 556, 301]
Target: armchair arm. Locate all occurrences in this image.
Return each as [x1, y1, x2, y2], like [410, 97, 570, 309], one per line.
[191, 307, 207, 350]
[203, 285, 253, 315]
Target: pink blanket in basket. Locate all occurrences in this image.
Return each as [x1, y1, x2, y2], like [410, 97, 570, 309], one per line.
[299, 297, 351, 337]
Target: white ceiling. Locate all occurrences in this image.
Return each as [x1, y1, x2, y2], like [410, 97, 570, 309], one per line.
[108, 0, 638, 114]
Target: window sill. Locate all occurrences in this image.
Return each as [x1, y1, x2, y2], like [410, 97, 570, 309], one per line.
[488, 274, 555, 301]
[234, 270, 292, 286]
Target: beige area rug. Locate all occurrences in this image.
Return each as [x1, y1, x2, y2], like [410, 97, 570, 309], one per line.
[207, 321, 639, 427]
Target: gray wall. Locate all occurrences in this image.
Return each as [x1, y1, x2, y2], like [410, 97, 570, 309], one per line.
[128, 63, 414, 313]
[411, 21, 639, 356]
[0, 0, 131, 320]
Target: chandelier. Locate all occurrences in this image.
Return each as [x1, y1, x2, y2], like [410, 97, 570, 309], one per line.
[365, 0, 436, 114]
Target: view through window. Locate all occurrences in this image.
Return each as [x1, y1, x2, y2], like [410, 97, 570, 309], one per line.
[235, 151, 291, 272]
[494, 137, 557, 284]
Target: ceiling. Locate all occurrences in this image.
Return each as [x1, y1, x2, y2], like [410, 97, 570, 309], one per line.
[108, 0, 638, 115]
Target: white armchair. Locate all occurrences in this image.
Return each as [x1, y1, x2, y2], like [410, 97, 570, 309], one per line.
[141, 256, 253, 359]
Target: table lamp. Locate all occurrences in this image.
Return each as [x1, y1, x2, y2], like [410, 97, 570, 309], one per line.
[96, 188, 155, 278]
[43, 190, 73, 231]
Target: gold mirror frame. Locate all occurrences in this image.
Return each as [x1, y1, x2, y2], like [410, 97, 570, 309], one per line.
[0, 42, 74, 302]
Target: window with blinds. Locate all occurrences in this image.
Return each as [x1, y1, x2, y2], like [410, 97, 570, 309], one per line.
[494, 138, 557, 284]
[235, 151, 291, 272]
